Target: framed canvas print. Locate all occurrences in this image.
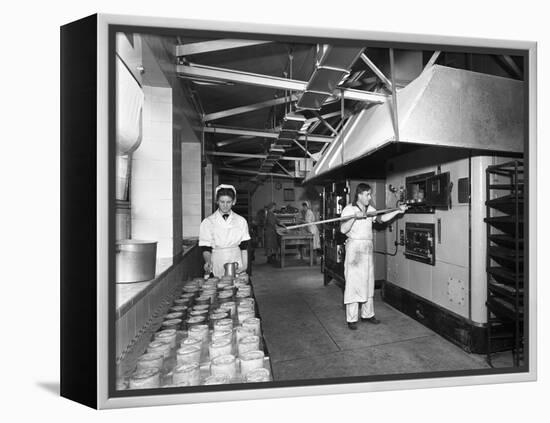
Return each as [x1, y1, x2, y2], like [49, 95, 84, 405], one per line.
[60, 13, 537, 409]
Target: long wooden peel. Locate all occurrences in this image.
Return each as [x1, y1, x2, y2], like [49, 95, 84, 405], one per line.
[283, 207, 402, 230]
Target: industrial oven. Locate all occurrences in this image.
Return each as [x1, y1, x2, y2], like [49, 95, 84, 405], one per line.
[383, 150, 520, 353]
[320, 150, 521, 354]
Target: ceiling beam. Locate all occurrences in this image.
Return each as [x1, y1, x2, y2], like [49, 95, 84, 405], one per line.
[304, 111, 348, 125]
[177, 63, 387, 104]
[215, 136, 254, 147]
[203, 125, 334, 143]
[176, 40, 272, 56]
[204, 95, 298, 122]
[360, 53, 393, 91]
[312, 110, 339, 136]
[424, 51, 441, 72]
[292, 139, 316, 160]
[218, 167, 296, 179]
[204, 126, 277, 138]
[206, 151, 305, 161]
[223, 156, 256, 164]
[275, 161, 294, 177]
[500, 55, 523, 79]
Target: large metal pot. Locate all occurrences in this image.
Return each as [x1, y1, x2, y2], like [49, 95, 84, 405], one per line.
[116, 240, 157, 283]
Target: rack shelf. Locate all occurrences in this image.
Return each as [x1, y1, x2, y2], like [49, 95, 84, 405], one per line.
[488, 234, 524, 248]
[485, 194, 524, 214]
[487, 266, 524, 284]
[485, 160, 524, 368]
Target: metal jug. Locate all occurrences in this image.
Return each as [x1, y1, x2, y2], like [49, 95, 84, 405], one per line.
[223, 262, 239, 277]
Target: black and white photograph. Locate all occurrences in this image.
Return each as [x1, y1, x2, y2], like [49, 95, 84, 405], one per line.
[109, 19, 532, 398]
[8, 0, 547, 419]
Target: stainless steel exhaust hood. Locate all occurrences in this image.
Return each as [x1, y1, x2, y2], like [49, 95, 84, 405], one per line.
[306, 65, 524, 182]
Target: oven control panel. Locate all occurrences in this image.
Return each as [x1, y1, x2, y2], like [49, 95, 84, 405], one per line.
[404, 222, 435, 265]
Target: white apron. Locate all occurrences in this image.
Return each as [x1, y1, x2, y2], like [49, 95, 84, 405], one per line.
[342, 204, 376, 304]
[343, 239, 375, 304]
[199, 210, 251, 278]
[211, 246, 242, 278]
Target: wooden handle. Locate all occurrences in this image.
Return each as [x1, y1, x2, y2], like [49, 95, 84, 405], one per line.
[284, 207, 401, 230]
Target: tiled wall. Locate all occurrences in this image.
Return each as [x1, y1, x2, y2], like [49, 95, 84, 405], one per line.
[172, 132, 183, 256]
[182, 143, 202, 237]
[204, 162, 213, 217]
[115, 246, 202, 367]
[132, 86, 173, 258]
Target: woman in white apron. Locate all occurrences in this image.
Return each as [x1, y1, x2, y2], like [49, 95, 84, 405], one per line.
[199, 184, 251, 277]
[340, 183, 406, 330]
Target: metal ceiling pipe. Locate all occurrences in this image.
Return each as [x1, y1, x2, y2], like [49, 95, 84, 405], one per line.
[203, 126, 334, 143]
[176, 40, 272, 56]
[203, 95, 298, 122]
[218, 167, 297, 179]
[177, 63, 387, 103]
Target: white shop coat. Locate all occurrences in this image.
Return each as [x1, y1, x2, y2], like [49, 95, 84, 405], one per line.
[303, 209, 321, 250]
[341, 204, 376, 304]
[199, 210, 251, 277]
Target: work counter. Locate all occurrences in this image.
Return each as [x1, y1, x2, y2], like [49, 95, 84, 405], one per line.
[116, 244, 199, 317]
[276, 228, 314, 268]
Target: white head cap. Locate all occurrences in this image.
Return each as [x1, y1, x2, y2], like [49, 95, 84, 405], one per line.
[215, 184, 237, 202]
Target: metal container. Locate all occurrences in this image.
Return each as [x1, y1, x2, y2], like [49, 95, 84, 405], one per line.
[116, 239, 157, 283]
[223, 262, 239, 277]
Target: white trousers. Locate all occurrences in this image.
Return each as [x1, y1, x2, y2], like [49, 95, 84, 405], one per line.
[346, 300, 374, 322]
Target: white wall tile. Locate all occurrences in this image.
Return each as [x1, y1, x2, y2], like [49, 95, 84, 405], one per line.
[182, 203, 200, 215]
[142, 85, 152, 95]
[142, 99, 152, 124]
[182, 175, 201, 186]
[183, 193, 201, 203]
[156, 236, 174, 258]
[133, 138, 171, 161]
[132, 178, 172, 203]
[132, 159, 173, 181]
[151, 86, 172, 103]
[150, 102, 172, 123]
[182, 215, 201, 237]
[132, 199, 173, 220]
[116, 314, 128, 358]
[148, 121, 172, 142]
[132, 218, 173, 243]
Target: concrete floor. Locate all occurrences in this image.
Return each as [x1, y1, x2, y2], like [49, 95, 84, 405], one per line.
[249, 251, 511, 382]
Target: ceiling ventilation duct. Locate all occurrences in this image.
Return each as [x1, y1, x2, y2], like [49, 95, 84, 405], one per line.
[255, 112, 307, 176]
[297, 46, 364, 110]
[306, 65, 524, 182]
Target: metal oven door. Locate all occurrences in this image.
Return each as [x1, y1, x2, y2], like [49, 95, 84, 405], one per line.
[404, 222, 436, 265]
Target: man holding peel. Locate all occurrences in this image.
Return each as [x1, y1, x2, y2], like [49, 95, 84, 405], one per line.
[340, 183, 407, 330]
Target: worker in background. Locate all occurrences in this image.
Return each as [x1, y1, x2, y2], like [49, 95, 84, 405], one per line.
[255, 205, 268, 248]
[199, 184, 250, 277]
[299, 201, 321, 263]
[340, 183, 407, 330]
[264, 202, 286, 264]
